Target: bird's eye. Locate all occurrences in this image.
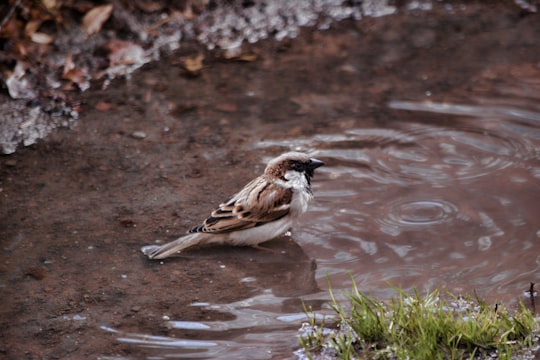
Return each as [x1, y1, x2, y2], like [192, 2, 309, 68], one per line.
[292, 162, 305, 172]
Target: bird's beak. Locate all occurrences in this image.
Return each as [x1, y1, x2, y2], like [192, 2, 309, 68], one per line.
[305, 158, 324, 183]
[308, 158, 325, 170]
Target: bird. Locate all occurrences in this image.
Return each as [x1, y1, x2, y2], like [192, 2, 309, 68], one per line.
[141, 152, 324, 259]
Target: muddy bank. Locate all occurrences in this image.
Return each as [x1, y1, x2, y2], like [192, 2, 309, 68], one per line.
[1, 2, 540, 359]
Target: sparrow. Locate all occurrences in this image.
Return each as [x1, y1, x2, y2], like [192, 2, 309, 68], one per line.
[141, 152, 324, 259]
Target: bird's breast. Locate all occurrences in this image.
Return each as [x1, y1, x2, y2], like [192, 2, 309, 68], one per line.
[289, 188, 312, 216]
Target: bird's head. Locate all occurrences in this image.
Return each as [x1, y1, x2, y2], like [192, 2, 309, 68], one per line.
[264, 152, 324, 187]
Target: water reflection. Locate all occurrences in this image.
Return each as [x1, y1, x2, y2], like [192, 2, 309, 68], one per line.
[102, 292, 333, 359]
[102, 237, 326, 359]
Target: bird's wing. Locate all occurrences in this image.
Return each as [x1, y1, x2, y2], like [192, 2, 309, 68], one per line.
[189, 177, 292, 234]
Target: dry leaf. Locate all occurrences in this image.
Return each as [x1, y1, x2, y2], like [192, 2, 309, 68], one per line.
[14, 42, 28, 57]
[62, 53, 90, 91]
[83, 4, 113, 35]
[31, 32, 54, 44]
[24, 20, 41, 37]
[134, 0, 165, 13]
[42, 0, 58, 11]
[62, 53, 76, 76]
[236, 53, 258, 62]
[222, 46, 258, 61]
[182, 53, 204, 75]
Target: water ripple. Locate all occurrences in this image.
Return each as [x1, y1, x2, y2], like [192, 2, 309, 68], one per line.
[256, 113, 537, 186]
[388, 100, 540, 122]
[386, 199, 458, 226]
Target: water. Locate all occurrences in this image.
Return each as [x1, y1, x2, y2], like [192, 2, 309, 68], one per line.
[102, 99, 540, 359]
[302, 101, 540, 297]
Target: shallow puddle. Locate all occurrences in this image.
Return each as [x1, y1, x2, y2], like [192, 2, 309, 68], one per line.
[103, 98, 540, 359]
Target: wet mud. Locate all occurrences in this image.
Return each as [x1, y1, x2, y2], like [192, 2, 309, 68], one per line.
[1, 2, 540, 359]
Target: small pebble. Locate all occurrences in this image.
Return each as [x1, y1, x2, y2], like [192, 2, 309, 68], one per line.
[131, 131, 147, 139]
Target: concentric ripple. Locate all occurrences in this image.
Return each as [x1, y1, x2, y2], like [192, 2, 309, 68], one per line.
[373, 199, 459, 237]
[371, 125, 533, 184]
[386, 199, 458, 226]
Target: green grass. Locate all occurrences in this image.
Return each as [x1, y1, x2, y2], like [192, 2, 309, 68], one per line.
[298, 281, 538, 359]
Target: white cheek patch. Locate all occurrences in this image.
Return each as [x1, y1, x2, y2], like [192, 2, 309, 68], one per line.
[284, 170, 308, 189]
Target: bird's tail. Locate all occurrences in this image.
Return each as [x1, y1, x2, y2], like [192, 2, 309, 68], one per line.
[141, 233, 204, 260]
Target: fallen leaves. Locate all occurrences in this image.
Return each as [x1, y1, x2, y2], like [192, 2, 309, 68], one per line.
[23, 18, 55, 44]
[62, 53, 90, 91]
[40, 0, 61, 14]
[30, 32, 54, 45]
[181, 53, 205, 76]
[83, 4, 114, 35]
[0, 0, 223, 114]
[0, 0, 222, 155]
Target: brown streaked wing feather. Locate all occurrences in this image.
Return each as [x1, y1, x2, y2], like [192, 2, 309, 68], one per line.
[237, 182, 292, 223]
[188, 177, 292, 234]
